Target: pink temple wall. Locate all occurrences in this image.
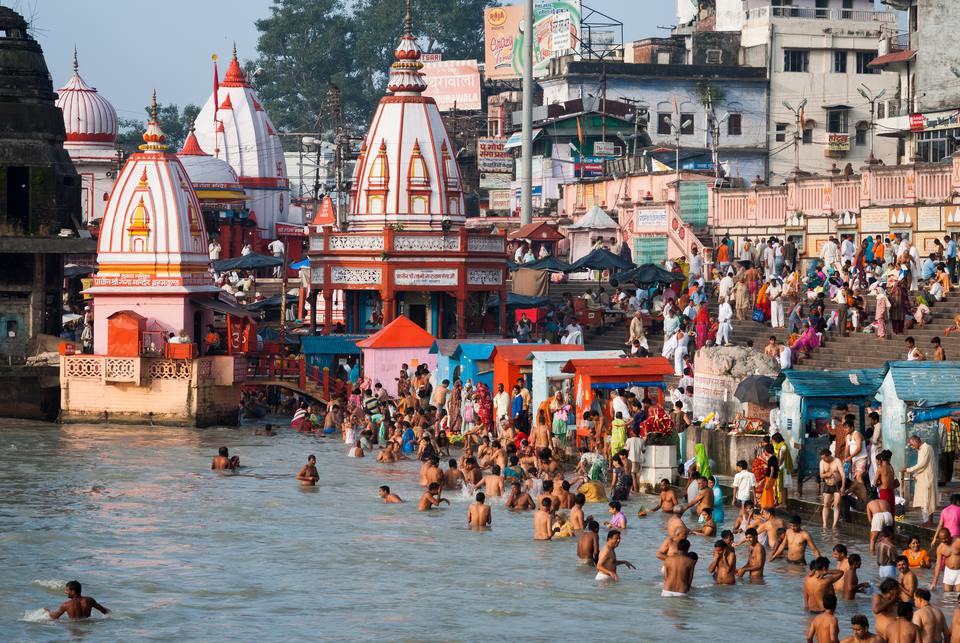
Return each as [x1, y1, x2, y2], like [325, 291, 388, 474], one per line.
[361, 346, 437, 397]
[92, 295, 211, 355]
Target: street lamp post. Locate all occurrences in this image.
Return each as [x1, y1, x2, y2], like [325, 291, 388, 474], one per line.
[858, 84, 886, 163]
[782, 98, 808, 175]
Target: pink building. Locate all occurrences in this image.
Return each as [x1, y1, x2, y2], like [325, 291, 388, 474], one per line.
[356, 315, 437, 396]
[709, 156, 960, 258]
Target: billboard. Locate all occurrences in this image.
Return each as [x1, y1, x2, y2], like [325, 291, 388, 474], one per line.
[421, 59, 482, 112]
[484, 1, 581, 80]
[488, 189, 512, 211]
[478, 137, 513, 173]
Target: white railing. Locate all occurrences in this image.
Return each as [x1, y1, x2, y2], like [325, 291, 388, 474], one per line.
[746, 6, 896, 23]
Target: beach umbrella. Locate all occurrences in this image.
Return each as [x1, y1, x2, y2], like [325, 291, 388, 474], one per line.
[611, 263, 678, 287]
[734, 375, 775, 405]
[565, 248, 635, 273]
[212, 253, 283, 272]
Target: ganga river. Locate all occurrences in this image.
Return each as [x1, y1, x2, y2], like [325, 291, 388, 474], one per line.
[0, 419, 952, 641]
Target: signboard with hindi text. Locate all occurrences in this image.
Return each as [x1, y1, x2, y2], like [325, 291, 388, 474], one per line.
[394, 268, 458, 287]
[478, 137, 513, 173]
[421, 59, 481, 112]
[488, 189, 512, 211]
[860, 208, 888, 233]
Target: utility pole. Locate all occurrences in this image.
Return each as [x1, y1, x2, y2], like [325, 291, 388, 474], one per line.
[520, 0, 534, 225]
[327, 83, 344, 228]
[783, 98, 807, 175]
[667, 114, 692, 183]
[858, 84, 886, 163]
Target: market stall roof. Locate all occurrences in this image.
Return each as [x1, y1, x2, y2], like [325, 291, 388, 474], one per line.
[567, 205, 618, 230]
[430, 338, 506, 356]
[560, 356, 673, 377]
[451, 343, 501, 361]
[355, 315, 435, 349]
[300, 335, 362, 356]
[213, 253, 283, 271]
[508, 221, 564, 242]
[491, 343, 577, 366]
[779, 369, 885, 398]
[884, 361, 960, 405]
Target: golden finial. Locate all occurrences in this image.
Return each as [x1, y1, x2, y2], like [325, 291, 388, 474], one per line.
[232, 42, 237, 59]
[405, 0, 412, 37]
[150, 89, 157, 121]
[72, 45, 78, 73]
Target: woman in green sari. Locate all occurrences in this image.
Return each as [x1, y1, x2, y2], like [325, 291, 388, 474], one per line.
[771, 432, 793, 506]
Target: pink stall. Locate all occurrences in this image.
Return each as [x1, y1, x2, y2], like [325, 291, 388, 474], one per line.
[356, 315, 437, 396]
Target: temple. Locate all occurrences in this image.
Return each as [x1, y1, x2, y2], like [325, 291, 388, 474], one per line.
[60, 94, 250, 426]
[307, 3, 507, 338]
[193, 47, 289, 247]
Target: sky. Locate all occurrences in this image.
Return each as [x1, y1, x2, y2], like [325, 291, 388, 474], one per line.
[11, 0, 889, 123]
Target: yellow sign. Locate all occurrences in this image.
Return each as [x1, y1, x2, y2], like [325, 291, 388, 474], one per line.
[827, 134, 850, 152]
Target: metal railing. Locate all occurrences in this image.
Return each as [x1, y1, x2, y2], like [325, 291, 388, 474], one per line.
[746, 6, 897, 23]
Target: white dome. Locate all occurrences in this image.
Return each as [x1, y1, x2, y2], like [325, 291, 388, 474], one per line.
[55, 49, 117, 147]
[177, 130, 241, 187]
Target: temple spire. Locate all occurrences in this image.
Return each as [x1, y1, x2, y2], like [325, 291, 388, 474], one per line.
[72, 45, 78, 73]
[405, 0, 412, 37]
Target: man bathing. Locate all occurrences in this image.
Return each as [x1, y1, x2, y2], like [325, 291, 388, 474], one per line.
[467, 492, 491, 529]
[295, 455, 319, 486]
[45, 580, 109, 620]
[662, 538, 697, 596]
[650, 478, 680, 514]
[771, 515, 820, 566]
[577, 519, 600, 564]
[378, 485, 403, 503]
[417, 483, 449, 511]
[736, 527, 766, 581]
[211, 446, 240, 470]
[595, 530, 635, 581]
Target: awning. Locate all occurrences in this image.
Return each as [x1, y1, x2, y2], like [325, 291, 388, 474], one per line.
[870, 50, 917, 67]
[823, 104, 853, 110]
[191, 297, 254, 318]
[504, 128, 542, 149]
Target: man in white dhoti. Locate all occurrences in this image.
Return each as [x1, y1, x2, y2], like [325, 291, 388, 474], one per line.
[903, 434, 938, 526]
[716, 296, 733, 346]
[673, 332, 689, 376]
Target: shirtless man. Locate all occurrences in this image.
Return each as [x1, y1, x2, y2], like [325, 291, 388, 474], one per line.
[424, 456, 443, 489]
[841, 614, 884, 643]
[866, 495, 895, 554]
[444, 459, 464, 491]
[680, 476, 713, 518]
[951, 595, 960, 643]
[898, 556, 919, 604]
[876, 449, 899, 510]
[377, 442, 398, 463]
[460, 457, 483, 487]
[555, 480, 574, 509]
[657, 520, 691, 561]
[651, 478, 680, 514]
[378, 485, 403, 503]
[577, 519, 600, 564]
[819, 449, 845, 529]
[534, 497, 554, 540]
[806, 594, 840, 643]
[595, 530, 635, 581]
[932, 534, 960, 591]
[570, 493, 586, 532]
[803, 557, 844, 613]
[474, 464, 504, 498]
[832, 544, 851, 594]
[467, 492, 492, 529]
[211, 446, 239, 470]
[506, 481, 535, 511]
[295, 455, 319, 486]
[709, 539, 737, 585]
[736, 528, 766, 581]
[45, 580, 108, 620]
[417, 482, 450, 511]
[843, 554, 870, 600]
[754, 508, 786, 551]
[873, 578, 901, 635]
[912, 588, 948, 643]
[771, 515, 821, 566]
[884, 601, 922, 643]
[662, 538, 697, 596]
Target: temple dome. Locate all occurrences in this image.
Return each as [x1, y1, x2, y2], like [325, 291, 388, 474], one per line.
[347, 2, 465, 232]
[177, 129, 245, 206]
[55, 48, 118, 148]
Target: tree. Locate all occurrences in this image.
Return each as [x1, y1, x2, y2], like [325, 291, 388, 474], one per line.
[252, 0, 495, 133]
[116, 103, 201, 154]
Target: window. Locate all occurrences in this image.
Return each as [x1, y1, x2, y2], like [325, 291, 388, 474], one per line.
[705, 49, 723, 64]
[833, 51, 847, 73]
[815, 0, 829, 19]
[784, 49, 809, 73]
[727, 113, 742, 136]
[840, 0, 854, 18]
[855, 124, 868, 146]
[772, 0, 794, 17]
[827, 109, 849, 134]
[656, 51, 671, 65]
[916, 128, 960, 163]
[657, 112, 671, 135]
[775, 123, 788, 143]
[487, 119, 499, 137]
[803, 128, 813, 144]
[680, 113, 695, 135]
[856, 52, 879, 74]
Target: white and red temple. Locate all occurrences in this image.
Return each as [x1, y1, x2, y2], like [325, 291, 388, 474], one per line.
[60, 95, 249, 426]
[193, 46, 290, 248]
[55, 47, 121, 225]
[307, 4, 507, 338]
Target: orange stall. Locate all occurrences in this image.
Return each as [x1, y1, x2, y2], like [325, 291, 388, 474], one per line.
[106, 310, 146, 357]
[490, 344, 580, 393]
[561, 356, 674, 428]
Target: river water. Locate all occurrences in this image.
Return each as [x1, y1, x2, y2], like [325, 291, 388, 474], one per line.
[0, 419, 952, 641]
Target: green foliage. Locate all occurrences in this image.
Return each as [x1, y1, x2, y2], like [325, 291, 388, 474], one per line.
[116, 103, 201, 153]
[252, 0, 494, 132]
[695, 82, 726, 108]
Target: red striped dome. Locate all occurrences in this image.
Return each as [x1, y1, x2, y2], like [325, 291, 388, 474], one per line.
[55, 49, 117, 146]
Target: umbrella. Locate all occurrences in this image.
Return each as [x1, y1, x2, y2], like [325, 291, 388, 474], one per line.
[510, 256, 571, 272]
[734, 375, 775, 405]
[565, 248, 635, 273]
[485, 293, 550, 310]
[245, 294, 283, 311]
[290, 258, 310, 270]
[212, 253, 283, 272]
[611, 263, 679, 287]
[64, 265, 96, 278]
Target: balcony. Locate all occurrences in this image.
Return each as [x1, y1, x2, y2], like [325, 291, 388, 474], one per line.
[745, 6, 897, 24]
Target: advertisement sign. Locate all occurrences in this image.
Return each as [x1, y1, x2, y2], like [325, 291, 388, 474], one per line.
[910, 113, 926, 132]
[480, 173, 513, 189]
[593, 141, 616, 157]
[514, 185, 544, 199]
[575, 155, 604, 178]
[421, 59, 481, 112]
[275, 222, 306, 236]
[394, 268, 458, 287]
[484, 1, 581, 80]
[421, 53, 442, 63]
[827, 134, 851, 152]
[488, 189, 512, 211]
[477, 137, 513, 173]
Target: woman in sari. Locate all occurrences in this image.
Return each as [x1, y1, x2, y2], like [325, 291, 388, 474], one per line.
[874, 288, 889, 339]
[772, 432, 794, 506]
[474, 383, 493, 433]
[694, 303, 710, 349]
[889, 280, 910, 335]
[853, 239, 868, 289]
[759, 443, 779, 510]
[694, 443, 712, 480]
[792, 321, 820, 355]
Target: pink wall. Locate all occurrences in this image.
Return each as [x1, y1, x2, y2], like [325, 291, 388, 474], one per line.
[361, 347, 437, 397]
[92, 295, 210, 355]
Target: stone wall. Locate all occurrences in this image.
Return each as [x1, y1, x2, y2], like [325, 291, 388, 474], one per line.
[685, 425, 765, 476]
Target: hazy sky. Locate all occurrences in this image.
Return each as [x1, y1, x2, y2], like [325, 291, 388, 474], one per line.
[12, 0, 889, 123]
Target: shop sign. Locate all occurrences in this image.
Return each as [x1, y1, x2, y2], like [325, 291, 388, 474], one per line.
[394, 268, 458, 287]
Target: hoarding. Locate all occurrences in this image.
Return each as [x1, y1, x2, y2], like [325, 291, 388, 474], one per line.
[484, 1, 581, 80]
[480, 173, 513, 189]
[827, 134, 851, 152]
[478, 137, 513, 173]
[488, 189, 512, 211]
[421, 59, 481, 112]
